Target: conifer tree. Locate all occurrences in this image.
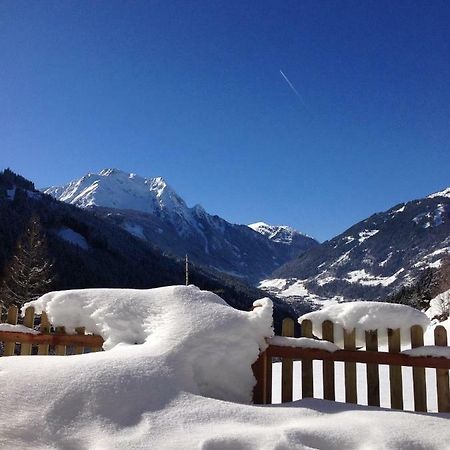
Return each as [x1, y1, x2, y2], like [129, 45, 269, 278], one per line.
[0, 215, 54, 313]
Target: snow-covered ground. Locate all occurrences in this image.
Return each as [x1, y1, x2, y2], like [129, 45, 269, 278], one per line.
[0, 286, 449, 449]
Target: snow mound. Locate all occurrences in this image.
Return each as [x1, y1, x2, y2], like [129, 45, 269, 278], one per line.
[1, 287, 448, 449]
[299, 301, 430, 343]
[25, 286, 273, 401]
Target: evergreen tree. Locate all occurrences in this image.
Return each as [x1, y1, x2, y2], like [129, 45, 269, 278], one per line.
[0, 215, 54, 313]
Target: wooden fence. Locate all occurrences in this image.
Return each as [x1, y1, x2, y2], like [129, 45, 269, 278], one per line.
[253, 318, 450, 413]
[0, 305, 104, 356]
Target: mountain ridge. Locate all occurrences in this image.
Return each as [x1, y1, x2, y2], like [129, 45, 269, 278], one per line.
[44, 168, 319, 282]
[261, 188, 450, 308]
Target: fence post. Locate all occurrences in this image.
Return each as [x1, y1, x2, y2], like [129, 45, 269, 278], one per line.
[322, 320, 335, 401]
[434, 325, 449, 413]
[37, 312, 50, 355]
[387, 328, 403, 410]
[301, 319, 313, 398]
[344, 328, 357, 404]
[4, 306, 18, 356]
[365, 330, 380, 407]
[281, 318, 294, 403]
[411, 325, 427, 412]
[252, 350, 269, 404]
[20, 306, 35, 355]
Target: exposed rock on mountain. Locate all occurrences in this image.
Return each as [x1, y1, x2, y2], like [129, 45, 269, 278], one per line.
[262, 188, 450, 308]
[45, 169, 318, 282]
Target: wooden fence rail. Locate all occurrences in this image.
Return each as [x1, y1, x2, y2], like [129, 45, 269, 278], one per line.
[0, 305, 104, 356]
[253, 318, 450, 413]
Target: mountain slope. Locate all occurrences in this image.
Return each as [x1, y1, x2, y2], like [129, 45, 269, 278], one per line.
[44, 169, 318, 282]
[0, 169, 298, 327]
[263, 189, 450, 306]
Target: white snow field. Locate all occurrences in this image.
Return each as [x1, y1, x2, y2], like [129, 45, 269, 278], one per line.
[0, 286, 448, 449]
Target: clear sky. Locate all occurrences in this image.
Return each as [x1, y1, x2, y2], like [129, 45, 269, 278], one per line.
[1, 1, 449, 241]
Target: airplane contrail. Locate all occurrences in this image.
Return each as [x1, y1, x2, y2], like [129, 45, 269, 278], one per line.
[280, 69, 305, 105]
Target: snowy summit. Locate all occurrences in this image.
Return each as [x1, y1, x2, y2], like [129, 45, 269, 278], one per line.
[248, 222, 309, 244]
[44, 168, 188, 216]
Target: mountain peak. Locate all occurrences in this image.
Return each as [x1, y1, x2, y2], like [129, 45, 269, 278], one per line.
[44, 169, 181, 214]
[249, 222, 311, 245]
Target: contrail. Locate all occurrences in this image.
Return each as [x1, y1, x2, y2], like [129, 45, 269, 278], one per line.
[280, 70, 305, 105]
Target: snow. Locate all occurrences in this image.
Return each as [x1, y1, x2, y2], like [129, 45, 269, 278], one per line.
[248, 222, 309, 243]
[426, 289, 450, 320]
[0, 287, 447, 448]
[330, 249, 352, 267]
[428, 187, 450, 199]
[342, 235, 355, 244]
[122, 222, 146, 240]
[0, 323, 39, 334]
[358, 229, 379, 243]
[428, 259, 442, 268]
[57, 227, 89, 250]
[391, 204, 406, 214]
[44, 169, 190, 222]
[379, 252, 393, 267]
[258, 278, 288, 291]
[316, 275, 337, 286]
[270, 336, 340, 352]
[345, 268, 403, 286]
[299, 301, 430, 343]
[279, 280, 310, 297]
[402, 345, 450, 359]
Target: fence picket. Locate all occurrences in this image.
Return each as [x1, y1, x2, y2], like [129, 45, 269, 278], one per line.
[4, 306, 18, 356]
[411, 325, 427, 412]
[434, 325, 449, 413]
[387, 328, 403, 410]
[322, 320, 335, 401]
[20, 307, 35, 355]
[344, 329, 357, 404]
[281, 318, 294, 403]
[365, 330, 380, 407]
[301, 319, 313, 398]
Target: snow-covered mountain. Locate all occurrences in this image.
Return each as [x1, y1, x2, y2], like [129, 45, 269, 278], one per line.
[44, 169, 318, 281]
[261, 188, 450, 309]
[248, 222, 310, 245]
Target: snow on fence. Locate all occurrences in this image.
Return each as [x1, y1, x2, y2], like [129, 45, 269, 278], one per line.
[0, 305, 104, 356]
[253, 318, 450, 413]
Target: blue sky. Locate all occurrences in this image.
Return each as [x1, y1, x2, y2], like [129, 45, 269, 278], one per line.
[1, 1, 449, 241]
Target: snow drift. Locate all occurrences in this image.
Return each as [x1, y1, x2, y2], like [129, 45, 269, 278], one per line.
[1, 286, 449, 449]
[299, 301, 430, 345]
